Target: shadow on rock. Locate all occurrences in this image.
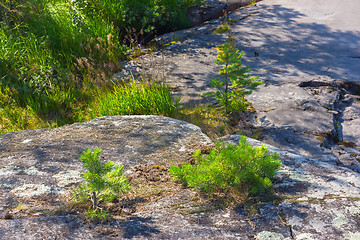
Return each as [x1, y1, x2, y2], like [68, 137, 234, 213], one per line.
[234, 3, 360, 82]
[119, 216, 160, 239]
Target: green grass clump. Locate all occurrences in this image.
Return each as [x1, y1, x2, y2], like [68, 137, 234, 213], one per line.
[169, 136, 281, 194]
[93, 79, 180, 118]
[0, 0, 201, 135]
[177, 104, 231, 139]
[213, 23, 231, 35]
[0, 0, 125, 133]
[0, 86, 58, 134]
[0, 78, 180, 134]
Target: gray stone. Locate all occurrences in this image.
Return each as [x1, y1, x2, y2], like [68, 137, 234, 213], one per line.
[0, 115, 212, 211]
[222, 135, 360, 240]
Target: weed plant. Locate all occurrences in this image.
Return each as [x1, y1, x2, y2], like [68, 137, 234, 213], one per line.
[169, 136, 281, 195]
[72, 148, 130, 221]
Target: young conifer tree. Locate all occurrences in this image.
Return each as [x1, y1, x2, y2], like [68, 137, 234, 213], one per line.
[169, 136, 281, 194]
[205, 25, 262, 113]
[72, 148, 130, 221]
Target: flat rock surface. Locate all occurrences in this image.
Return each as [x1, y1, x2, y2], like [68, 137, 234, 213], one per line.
[1, 119, 360, 239]
[1, 116, 360, 239]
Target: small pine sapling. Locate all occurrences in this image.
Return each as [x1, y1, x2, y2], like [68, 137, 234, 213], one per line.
[72, 148, 130, 221]
[169, 136, 281, 195]
[204, 27, 263, 114]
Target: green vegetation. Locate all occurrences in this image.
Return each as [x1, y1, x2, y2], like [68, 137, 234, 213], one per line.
[169, 136, 281, 194]
[94, 79, 179, 118]
[0, 78, 179, 134]
[0, 0, 202, 134]
[205, 22, 262, 114]
[177, 22, 262, 139]
[178, 104, 231, 139]
[213, 23, 231, 35]
[204, 43, 262, 113]
[0, 0, 259, 136]
[72, 148, 130, 221]
[2, 0, 280, 223]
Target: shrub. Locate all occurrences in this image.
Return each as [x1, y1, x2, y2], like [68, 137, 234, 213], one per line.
[72, 148, 130, 221]
[169, 136, 281, 194]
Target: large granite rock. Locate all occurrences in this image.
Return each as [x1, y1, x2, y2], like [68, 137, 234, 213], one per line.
[0, 116, 360, 239]
[0, 115, 212, 201]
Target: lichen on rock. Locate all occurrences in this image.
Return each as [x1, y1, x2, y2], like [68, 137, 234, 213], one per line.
[10, 184, 64, 198]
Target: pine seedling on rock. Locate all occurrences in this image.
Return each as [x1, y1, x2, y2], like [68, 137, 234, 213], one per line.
[72, 148, 130, 221]
[169, 136, 281, 195]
